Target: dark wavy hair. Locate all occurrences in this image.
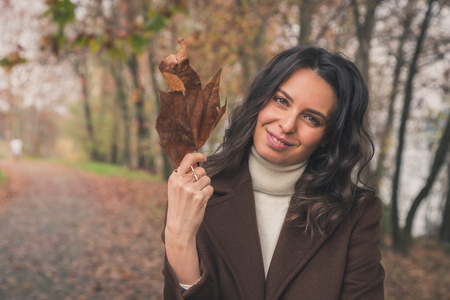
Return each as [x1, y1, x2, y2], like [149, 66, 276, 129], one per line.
[205, 45, 375, 237]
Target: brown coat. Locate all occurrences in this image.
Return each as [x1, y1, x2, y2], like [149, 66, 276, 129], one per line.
[163, 162, 385, 300]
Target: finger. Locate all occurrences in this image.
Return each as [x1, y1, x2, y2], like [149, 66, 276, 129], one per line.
[169, 169, 196, 186]
[193, 167, 206, 177]
[202, 185, 214, 199]
[192, 175, 211, 190]
[187, 166, 204, 182]
[178, 153, 207, 175]
[168, 169, 180, 183]
[179, 172, 198, 184]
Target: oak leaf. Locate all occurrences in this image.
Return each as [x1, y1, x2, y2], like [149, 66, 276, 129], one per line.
[156, 39, 227, 168]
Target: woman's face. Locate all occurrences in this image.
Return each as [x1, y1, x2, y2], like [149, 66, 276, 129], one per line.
[253, 68, 337, 166]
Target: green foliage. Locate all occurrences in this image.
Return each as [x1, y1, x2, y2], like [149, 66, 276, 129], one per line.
[128, 34, 148, 55]
[43, 0, 76, 28]
[66, 160, 161, 181]
[43, 0, 76, 50]
[0, 57, 26, 67]
[145, 5, 188, 33]
[88, 36, 105, 53]
[64, 85, 127, 165]
[145, 9, 168, 33]
[41, 1, 185, 57]
[0, 55, 27, 71]
[441, 241, 450, 254]
[107, 39, 128, 60]
[72, 34, 88, 48]
[0, 169, 8, 189]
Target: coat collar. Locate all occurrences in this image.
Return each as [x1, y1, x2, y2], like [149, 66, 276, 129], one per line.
[203, 161, 337, 300]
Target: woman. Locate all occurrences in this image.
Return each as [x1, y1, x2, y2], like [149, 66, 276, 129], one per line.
[162, 45, 385, 299]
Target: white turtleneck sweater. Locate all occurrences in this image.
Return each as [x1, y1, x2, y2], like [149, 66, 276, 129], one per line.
[248, 146, 307, 277]
[180, 147, 307, 289]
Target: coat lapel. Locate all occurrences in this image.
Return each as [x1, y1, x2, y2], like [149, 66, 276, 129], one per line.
[202, 162, 266, 299]
[265, 217, 340, 300]
[203, 162, 340, 300]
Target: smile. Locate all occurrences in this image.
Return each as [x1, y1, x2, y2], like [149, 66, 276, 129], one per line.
[272, 136, 286, 146]
[267, 131, 292, 149]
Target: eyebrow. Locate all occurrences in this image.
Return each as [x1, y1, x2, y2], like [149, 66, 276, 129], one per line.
[276, 88, 329, 122]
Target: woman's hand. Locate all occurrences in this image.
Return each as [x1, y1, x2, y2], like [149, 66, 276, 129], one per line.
[166, 152, 213, 240]
[164, 152, 214, 285]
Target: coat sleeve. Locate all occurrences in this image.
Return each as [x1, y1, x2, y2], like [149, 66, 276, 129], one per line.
[340, 197, 385, 300]
[162, 251, 214, 300]
[161, 207, 216, 300]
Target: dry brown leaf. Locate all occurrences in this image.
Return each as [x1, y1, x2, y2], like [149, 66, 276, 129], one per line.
[156, 39, 226, 168]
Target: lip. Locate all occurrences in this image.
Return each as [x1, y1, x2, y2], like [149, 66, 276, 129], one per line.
[266, 130, 293, 149]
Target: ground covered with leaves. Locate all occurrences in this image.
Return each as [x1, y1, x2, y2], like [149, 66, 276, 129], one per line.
[0, 160, 167, 300]
[0, 160, 449, 300]
[382, 237, 450, 300]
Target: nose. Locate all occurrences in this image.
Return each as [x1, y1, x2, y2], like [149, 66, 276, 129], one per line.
[278, 113, 297, 133]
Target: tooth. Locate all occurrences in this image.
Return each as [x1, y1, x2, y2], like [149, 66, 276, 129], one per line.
[273, 136, 285, 145]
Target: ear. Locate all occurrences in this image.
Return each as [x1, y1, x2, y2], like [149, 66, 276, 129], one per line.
[320, 139, 328, 148]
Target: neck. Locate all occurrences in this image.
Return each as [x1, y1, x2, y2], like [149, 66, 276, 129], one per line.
[248, 146, 307, 196]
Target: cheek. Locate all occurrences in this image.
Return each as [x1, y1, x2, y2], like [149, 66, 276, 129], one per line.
[299, 128, 326, 148]
[254, 107, 273, 142]
[258, 101, 282, 124]
[254, 113, 265, 139]
[257, 106, 271, 125]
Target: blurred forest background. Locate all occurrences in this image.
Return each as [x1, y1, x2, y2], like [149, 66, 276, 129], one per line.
[0, 0, 449, 298]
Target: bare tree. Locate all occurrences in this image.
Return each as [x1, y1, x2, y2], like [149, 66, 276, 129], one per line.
[439, 158, 450, 242]
[351, 0, 384, 86]
[390, 0, 438, 250]
[373, 1, 415, 190]
[110, 60, 131, 165]
[403, 115, 450, 239]
[126, 52, 150, 169]
[298, 0, 314, 44]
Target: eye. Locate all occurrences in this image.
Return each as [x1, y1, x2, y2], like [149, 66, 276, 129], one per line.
[275, 97, 289, 106]
[306, 115, 320, 126]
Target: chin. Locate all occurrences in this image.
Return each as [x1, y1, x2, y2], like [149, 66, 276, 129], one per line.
[264, 155, 287, 166]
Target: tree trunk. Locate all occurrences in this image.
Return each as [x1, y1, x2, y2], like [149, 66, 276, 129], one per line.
[252, 18, 269, 73]
[403, 115, 450, 238]
[439, 159, 450, 242]
[148, 44, 171, 177]
[350, 0, 382, 86]
[110, 119, 119, 164]
[110, 60, 131, 166]
[315, 2, 347, 42]
[390, 0, 437, 250]
[127, 53, 149, 169]
[235, 0, 256, 91]
[298, 0, 313, 45]
[74, 58, 99, 161]
[374, 3, 414, 190]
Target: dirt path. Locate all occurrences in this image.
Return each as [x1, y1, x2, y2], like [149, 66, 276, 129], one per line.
[0, 160, 167, 300]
